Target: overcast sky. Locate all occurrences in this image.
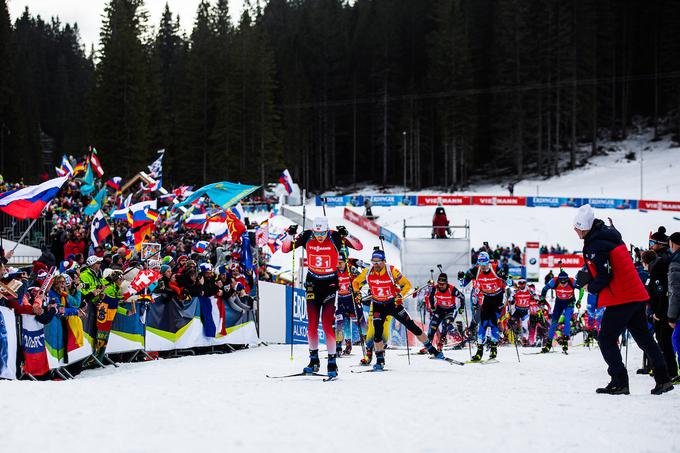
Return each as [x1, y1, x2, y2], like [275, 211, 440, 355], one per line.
[7, 0, 245, 50]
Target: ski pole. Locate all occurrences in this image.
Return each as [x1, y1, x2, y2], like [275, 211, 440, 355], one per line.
[290, 239, 296, 361]
[341, 238, 367, 361]
[379, 234, 410, 365]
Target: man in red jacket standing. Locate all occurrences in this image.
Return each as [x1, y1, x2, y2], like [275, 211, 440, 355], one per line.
[574, 204, 673, 395]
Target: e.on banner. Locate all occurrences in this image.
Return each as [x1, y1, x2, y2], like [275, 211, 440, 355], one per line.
[471, 196, 527, 206]
[416, 195, 471, 206]
[540, 254, 584, 268]
[638, 200, 680, 212]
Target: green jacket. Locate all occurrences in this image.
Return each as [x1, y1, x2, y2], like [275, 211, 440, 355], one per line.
[80, 267, 103, 303]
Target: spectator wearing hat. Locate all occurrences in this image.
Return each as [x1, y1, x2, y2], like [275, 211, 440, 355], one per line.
[645, 226, 678, 380]
[667, 232, 680, 383]
[573, 204, 673, 395]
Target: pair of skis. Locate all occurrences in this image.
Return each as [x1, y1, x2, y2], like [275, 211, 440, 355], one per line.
[266, 372, 337, 382]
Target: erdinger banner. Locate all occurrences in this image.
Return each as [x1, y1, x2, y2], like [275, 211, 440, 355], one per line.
[527, 197, 583, 208]
[583, 198, 637, 210]
[540, 254, 584, 268]
[0, 306, 17, 380]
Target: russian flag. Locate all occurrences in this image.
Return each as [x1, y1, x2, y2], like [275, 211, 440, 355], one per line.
[184, 213, 207, 229]
[278, 169, 294, 195]
[90, 210, 112, 247]
[0, 176, 68, 219]
[106, 176, 122, 191]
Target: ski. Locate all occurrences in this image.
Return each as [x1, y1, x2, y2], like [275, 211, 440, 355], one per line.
[429, 356, 465, 366]
[465, 358, 499, 364]
[266, 372, 328, 379]
[323, 376, 338, 382]
[350, 368, 390, 373]
[522, 351, 558, 356]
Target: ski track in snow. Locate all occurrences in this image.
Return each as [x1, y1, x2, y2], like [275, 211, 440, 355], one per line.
[1, 344, 678, 453]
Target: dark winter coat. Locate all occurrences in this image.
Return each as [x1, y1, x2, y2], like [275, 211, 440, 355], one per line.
[667, 249, 680, 321]
[647, 247, 671, 320]
[582, 219, 649, 307]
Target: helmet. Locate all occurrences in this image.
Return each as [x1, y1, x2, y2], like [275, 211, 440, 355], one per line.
[87, 255, 103, 267]
[312, 217, 329, 234]
[199, 262, 213, 273]
[477, 252, 490, 266]
[437, 273, 448, 283]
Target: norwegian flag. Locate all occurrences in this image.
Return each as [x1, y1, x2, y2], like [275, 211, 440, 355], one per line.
[122, 269, 162, 300]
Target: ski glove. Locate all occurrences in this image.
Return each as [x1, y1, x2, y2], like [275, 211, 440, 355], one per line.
[336, 225, 348, 237]
[287, 224, 298, 235]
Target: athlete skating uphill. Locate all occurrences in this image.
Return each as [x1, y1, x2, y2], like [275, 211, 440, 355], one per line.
[352, 248, 442, 371]
[419, 272, 465, 353]
[540, 270, 583, 353]
[282, 217, 363, 378]
[508, 278, 536, 345]
[459, 251, 509, 361]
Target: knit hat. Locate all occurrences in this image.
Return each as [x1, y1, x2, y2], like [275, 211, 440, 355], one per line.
[371, 249, 386, 261]
[650, 226, 668, 244]
[160, 264, 171, 274]
[670, 232, 680, 246]
[573, 204, 595, 231]
[437, 273, 448, 283]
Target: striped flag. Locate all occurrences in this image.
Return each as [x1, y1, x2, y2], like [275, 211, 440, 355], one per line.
[90, 210, 112, 247]
[0, 176, 68, 219]
[89, 148, 104, 177]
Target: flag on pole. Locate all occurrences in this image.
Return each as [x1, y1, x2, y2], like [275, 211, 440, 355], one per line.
[84, 187, 107, 216]
[173, 181, 259, 210]
[79, 160, 95, 196]
[0, 176, 68, 219]
[89, 148, 105, 178]
[147, 149, 164, 191]
[278, 169, 294, 194]
[90, 210, 112, 247]
[106, 176, 122, 191]
[55, 155, 74, 177]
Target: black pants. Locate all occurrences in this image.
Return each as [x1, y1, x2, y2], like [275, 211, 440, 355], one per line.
[372, 299, 423, 343]
[427, 306, 457, 341]
[654, 318, 679, 378]
[598, 302, 669, 386]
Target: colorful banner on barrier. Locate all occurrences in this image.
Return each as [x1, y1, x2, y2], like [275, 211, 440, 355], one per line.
[318, 195, 417, 207]
[471, 196, 527, 206]
[582, 198, 637, 210]
[108, 303, 145, 354]
[526, 197, 584, 208]
[21, 314, 50, 377]
[638, 199, 680, 211]
[416, 195, 471, 206]
[344, 208, 381, 236]
[285, 286, 326, 344]
[0, 306, 17, 380]
[525, 242, 540, 280]
[540, 254, 584, 268]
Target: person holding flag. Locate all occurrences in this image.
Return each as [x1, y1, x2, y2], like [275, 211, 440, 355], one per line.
[282, 217, 362, 378]
[278, 169, 294, 195]
[90, 210, 112, 247]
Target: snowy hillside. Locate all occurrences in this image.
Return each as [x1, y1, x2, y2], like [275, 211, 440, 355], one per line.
[321, 131, 680, 200]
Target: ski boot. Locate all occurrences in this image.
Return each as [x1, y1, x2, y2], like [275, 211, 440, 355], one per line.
[471, 344, 484, 362]
[541, 340, 552, 353]
[561, 336, 569, 354]
[596, 382, 630, 395]
[343, 339, 352, 356]
[360, 348, 373, 365]
[489, 343, 497, 360]
[651, 372, 674, 395]
[303, 349, 320, 374]
[418, 347, 429, 355]
[327, 354, 338, 378]
[423, 340, 441, 357]
[373, 351, 385, 371]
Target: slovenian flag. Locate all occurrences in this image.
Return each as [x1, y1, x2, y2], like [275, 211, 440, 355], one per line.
[55, 155, 74, 177]
[278, 169, 294, 194]
[0, 176, 68, 219]
[90, 210, 112, 247]
[106, 176, 122, 191]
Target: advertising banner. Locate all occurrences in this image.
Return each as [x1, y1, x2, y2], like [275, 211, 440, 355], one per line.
[471, 196, 527, 206]
[525, 242, 541, 281]
[527, 197, 584, 208]
[0, 306, 17, 380]
[416, 195, 471, 206]
[583, 198, 637, 210]
[343, 208, 381, 236]
[638, 199, 680, 211]
[540, 254, 584, 268]
[285, 286, 325, 345]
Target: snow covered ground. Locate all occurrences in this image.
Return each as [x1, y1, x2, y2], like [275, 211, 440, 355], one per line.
[1, 343, 677, 453]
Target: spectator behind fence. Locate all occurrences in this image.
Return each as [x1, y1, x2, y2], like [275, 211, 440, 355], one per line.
[667, 232, 680, 383]
[432, 206, 451, 239]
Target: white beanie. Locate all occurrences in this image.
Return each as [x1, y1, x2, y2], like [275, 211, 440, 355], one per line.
[312, 216, 329, 232]
[573, 204, 595, 230]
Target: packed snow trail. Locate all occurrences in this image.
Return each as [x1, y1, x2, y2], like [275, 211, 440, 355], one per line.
[1, 344, 678, 453]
